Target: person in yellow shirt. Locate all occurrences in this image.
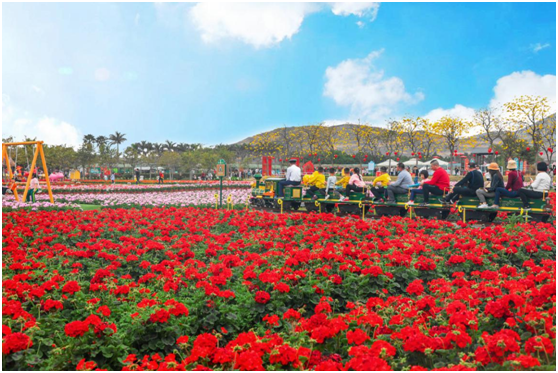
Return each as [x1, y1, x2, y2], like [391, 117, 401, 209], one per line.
[371, 167, 391, 201]
[335, 167, 350, 188]
[305, 166, 326, 199]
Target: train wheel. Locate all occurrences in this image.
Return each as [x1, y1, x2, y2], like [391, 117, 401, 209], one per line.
[291, 202, 301, 211]
[440, 209, 450, 220]
[325, 204, 335, 213]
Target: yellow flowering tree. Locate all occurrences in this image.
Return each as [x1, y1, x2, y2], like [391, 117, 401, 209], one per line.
[430, 116, 476, 172]
[504, 95, 554, 152]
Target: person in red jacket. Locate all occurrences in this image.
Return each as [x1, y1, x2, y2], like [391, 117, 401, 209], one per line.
[419, 160, 450, 206]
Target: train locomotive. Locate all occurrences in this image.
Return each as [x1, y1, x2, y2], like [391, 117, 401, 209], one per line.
[249, 174, 554, 223]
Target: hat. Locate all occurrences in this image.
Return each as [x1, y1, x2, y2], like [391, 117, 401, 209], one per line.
[506, 159, 517, 170]
[487, 162, 499, 171]
[289, 158, 297, 163]
[469, 162, 477, 168]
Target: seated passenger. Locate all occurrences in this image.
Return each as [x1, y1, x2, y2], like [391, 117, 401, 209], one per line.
[418, 160, 450, 206]
[489, 160, 523, 209]
[477, 163, 504, 208]
[440, 162, 483, 204]
[276, 158, 301, 198]
[370, 166, 391, 201]
[343, 167, 366, 200]
[324, 168, 337, 200]
[386, 162, 413, 203]
[407, 170, 430, 204]
[335, 168, 350, 199]
[518, 162, 552, 211]
[305, 167, 326, 200]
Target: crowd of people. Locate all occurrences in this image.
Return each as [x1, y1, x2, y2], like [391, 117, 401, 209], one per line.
[370, 159, 552, 211]
[274, 158, 554, 211]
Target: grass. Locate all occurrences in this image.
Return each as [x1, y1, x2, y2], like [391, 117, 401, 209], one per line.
[79, 204, 102, 211]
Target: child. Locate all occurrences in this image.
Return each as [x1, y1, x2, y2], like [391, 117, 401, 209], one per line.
[343, 167, 366, 201]
[335, 168, 350, 199]
[305, 167, 326, 200]
[26, 173, 39, 203]
[324, 168, 337, 200]
[370, 166, 390, 201]
[407, 170, 430, 205]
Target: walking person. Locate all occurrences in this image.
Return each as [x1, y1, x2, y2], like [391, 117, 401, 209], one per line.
[489, 160, 523, 209]
[477, 163, 504, 208]
[26, 173, 39, 202]
[158, 170, 164, 184]
[135, 168, 140, 185]
[517, 162, 552, 211]
[110, 172, 115, 184]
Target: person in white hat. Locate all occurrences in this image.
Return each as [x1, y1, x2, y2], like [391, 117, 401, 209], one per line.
[489, 159, 523, 209]
[276, 158, 301, 198]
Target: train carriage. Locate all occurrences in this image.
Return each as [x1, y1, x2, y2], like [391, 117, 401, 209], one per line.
[250, 174, 554, 223]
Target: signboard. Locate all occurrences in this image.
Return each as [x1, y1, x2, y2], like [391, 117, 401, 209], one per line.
[90, 167, 101, 174]
[216, 159, 227, 177]
[367, 161, 375, 171]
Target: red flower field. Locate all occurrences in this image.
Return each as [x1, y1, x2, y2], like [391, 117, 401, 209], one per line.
[2, 208, 556, 370]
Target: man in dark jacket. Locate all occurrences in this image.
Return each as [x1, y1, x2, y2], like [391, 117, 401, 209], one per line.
[440, 162, 483, 204]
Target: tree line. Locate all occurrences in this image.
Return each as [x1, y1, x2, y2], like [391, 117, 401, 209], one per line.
[2, 95, 555, 178]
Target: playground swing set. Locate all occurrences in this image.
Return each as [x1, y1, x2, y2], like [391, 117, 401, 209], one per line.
[2, 141, 54, 203]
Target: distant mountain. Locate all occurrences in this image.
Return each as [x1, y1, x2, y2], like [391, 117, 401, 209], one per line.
[236, 115, 556, 157]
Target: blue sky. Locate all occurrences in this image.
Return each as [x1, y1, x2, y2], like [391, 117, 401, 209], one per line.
[2, 2, 556, 148]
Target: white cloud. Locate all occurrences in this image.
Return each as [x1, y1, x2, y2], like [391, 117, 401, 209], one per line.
[134, 13, 140, 26]
[356, 21, 365, 29]
[424, 104, 476, 123]
[322, 119, 353, 127]
[2, 96, 82, 149]
[531, 42, 550, 53]
[324, 50, 424, 121]
[94, 68, 111, 81]
[189, 2, 320, 48]
[31, 85, 45, 95]
[489, 70, 556, 111]
[330, 2, 380, 21]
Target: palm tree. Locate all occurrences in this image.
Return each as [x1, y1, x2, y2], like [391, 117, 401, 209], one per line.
[153, 143, 164, 156]
[95, 136, 108, 152]
[138, 141, 152, 157]
[109, 132, 127, 163]
[83, 134, 96, 145]
[164, 140, 176, 152]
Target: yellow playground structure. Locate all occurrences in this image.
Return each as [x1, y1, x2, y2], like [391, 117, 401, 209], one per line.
[2, 141, 54, 203]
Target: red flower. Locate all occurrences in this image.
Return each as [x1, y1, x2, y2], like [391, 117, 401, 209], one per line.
[176, 336, 189, 346]
[406, 279, 424, 296]
[96, 305, 111, 317]
[149, 309, 170, 323]
[76, 358, 97, 371]
[274, 282, 290, 293]
[234, 350, 264, 371]
[62, 281, 81, 294]
[65, 320, 90, 338]
[255, 291, 270, 304]
[2, 332, 33, 354]
[347, 329, 371, 345]
[525, 336, 554, 355]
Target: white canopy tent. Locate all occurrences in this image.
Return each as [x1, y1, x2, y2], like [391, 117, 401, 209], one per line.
[427, 158, 449, 166]
[376, 159, 398, 167]
[403, 158, 427, 168]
